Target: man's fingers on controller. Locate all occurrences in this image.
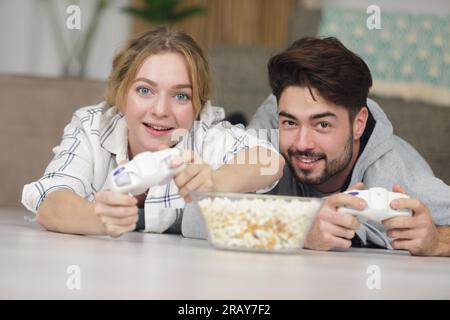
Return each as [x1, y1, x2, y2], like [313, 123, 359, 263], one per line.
[383, 215, 415, 229]
[328, 235, 352, 249]
[386, 228, 416, 240]
[347, 182, 365, 191]
[328, 193, 366, 210]
[390, 197, 421, 212]
[392, 183, 405, 194]
[323, 221, 356, 240]
[337, 212, 361, 230]
[320, 208, 361, 230]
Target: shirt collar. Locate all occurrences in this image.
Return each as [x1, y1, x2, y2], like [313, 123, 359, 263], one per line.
[198, 101, 225, 126]
[100, 107, 129, 164]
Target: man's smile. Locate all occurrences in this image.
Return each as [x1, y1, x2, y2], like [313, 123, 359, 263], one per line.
[292, 155, 324, 171]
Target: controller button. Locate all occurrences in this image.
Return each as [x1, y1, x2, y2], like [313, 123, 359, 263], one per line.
[113, 166, 125, 176]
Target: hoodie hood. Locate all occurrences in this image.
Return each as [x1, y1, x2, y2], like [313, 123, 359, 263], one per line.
[349, 98, 395, 185]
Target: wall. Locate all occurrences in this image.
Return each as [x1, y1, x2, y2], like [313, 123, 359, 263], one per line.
[0, 0, 131, 80]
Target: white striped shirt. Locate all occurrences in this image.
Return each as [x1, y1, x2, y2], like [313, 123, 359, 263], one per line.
[22, 101, 278, 233]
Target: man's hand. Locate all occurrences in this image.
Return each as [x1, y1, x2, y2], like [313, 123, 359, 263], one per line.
[172, 151, 216, 203]
[382, 184, 440, 256]
[304, 182, 366, 251]
[94, 190, 138, 238]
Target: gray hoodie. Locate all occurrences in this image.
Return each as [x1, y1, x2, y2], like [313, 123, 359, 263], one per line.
[245, 94, 450, 248]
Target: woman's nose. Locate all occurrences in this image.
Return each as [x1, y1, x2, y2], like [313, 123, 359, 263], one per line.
[151, 95, 169, 117]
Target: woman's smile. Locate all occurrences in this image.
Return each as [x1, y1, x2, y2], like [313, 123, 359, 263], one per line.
[142, 121, 175, 137]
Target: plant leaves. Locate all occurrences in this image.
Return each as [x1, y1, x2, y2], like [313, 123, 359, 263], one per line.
[123, 0, 206, 23]
[171, 6, 207, 22]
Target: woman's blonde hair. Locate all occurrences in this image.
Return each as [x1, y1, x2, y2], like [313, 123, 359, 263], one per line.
[106, 26, 211, 117]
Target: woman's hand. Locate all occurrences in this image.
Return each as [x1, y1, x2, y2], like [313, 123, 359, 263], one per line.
[172, 151, 216, 203]
[94, 190, 138, 238]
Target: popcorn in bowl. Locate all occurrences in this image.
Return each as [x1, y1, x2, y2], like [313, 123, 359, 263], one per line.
[193, 193, 322, 253]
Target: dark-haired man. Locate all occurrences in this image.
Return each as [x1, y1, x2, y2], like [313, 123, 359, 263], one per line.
[249, 37, 450, 256]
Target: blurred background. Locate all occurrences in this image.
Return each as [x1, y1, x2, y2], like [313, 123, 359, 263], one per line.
[0, 0, 449, 207]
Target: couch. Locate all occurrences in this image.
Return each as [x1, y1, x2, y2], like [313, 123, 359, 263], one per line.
[0, 75, 105, 207]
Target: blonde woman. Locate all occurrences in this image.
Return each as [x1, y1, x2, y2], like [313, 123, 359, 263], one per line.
[22, 27, 283, 238]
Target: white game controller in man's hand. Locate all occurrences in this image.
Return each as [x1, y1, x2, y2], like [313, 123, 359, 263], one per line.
[109, 148, 186, 195]
[338, 187, 412, 222]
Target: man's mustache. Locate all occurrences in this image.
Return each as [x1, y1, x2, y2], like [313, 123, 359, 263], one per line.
[287, 149, 326, 159]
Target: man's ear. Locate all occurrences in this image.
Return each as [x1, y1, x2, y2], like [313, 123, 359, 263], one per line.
[353, 106, 369, 140]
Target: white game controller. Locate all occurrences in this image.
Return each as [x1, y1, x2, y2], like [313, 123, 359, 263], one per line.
[109, 148, 186, 195]
[338, 187, 412, 222]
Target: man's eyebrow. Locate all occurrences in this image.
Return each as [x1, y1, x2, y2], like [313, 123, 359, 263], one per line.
[310, 112, 337, 120]
[279, 111, 297, 120]
[132, 78, 192, 90]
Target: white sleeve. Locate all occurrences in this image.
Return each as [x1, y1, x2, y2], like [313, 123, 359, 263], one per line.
[21, 113, 95, 213]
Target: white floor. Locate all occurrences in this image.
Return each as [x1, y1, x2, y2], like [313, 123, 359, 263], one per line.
[1, 207, 449, 299]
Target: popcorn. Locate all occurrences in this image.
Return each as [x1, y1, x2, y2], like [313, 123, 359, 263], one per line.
[198, 196, 321, 252]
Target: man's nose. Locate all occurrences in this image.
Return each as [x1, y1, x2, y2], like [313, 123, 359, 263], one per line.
[295, 127, 315, 151]
[151, 95, 169, 117]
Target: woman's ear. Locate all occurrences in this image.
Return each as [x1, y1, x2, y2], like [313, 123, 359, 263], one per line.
[353, 106, 369, 140]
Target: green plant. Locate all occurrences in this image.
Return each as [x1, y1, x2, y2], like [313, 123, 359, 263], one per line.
[123, 0, 207, 24]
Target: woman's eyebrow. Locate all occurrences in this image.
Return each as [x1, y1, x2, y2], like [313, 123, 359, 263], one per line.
[172, 84, 192, 90]
[132, 78, 191, 90]
[133, 77, 157, 86]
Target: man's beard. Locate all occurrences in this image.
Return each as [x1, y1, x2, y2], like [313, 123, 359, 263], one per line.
[285, 133, 354, 185]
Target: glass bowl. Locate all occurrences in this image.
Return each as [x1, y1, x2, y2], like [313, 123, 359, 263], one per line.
[191, 192, 323, 253]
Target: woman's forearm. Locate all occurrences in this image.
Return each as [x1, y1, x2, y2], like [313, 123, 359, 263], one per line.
[37, 189, 106, 235]
[213, 147, 284, 192]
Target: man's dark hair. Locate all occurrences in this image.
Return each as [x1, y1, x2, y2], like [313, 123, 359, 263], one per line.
[268, 37, 372, 120]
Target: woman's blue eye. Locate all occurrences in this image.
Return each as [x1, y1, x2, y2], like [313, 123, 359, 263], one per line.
[137, 86, 151, 95]
[175, 93, 190, 101]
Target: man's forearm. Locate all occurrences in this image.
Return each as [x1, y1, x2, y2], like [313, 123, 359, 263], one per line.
[37, 189, 106, 236]
[435, 226, 450, 256]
